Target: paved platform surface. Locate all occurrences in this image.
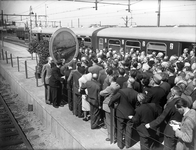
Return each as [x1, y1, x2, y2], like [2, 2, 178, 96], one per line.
[0, 41, 140, 150]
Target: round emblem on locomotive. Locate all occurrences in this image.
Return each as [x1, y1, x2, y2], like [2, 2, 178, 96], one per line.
[49, 27, 79, 65]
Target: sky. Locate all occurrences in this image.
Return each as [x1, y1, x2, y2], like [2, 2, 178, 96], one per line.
[0, 0, 196, 28]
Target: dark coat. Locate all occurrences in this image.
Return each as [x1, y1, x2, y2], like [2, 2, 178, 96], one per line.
[190, 89, 196, 103]
[122, 81, 142, 93]
[168, 75, 176, 88]
[116, 76, 128, 89]
[67, 69, 82, 95]
[149, 97, 183, 137]
[81, 79, 101, 106]
[98, 69, 107, 90]
[145, 86, 166, 109]
[132, 103, 161, 137]
[108, 88, 138, 119]
[49, 66, 63, 88]
[88, 64, 103, 76]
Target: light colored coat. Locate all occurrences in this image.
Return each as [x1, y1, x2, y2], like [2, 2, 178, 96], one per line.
[100, 82, 120, 113]
[175, 109, 196, 150]
[41, 63, 52, 84]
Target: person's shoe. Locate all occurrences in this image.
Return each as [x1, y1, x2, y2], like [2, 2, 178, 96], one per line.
[83, 118, 88, 121]
[105, 138, 110, 141]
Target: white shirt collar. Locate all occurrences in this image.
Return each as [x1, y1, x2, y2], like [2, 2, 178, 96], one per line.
[183, 109, 190, 116]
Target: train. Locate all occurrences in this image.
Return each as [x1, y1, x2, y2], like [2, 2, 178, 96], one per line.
[29, 26, 196, 59]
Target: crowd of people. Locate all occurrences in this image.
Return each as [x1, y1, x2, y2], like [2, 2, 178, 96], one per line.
[41, 46, 196, 150]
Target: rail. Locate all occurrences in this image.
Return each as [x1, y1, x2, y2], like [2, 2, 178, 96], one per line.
[0, 94, 34, 150]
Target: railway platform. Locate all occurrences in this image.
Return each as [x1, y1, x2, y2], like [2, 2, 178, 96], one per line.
[0, 41, 140, 150]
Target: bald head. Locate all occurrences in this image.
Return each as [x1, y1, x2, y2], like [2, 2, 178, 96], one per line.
[92, 73, 98, 80]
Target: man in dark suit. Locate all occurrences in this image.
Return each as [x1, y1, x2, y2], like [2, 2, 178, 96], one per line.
[145, 86, 183, 150]
[108, 77, 138, 149]
[49, 61, 64, 108]
[145, 73, 167, 110]
[67, 62, 84, 117]
[81, 73, 101, 129]
[129, 93, 161, 150]
[116, 68, 128, 89]
[167, 66, 176, 88]
[88, 57, 103, 76]
[62, 65, 73, 111]
[41, 57, 53, 104]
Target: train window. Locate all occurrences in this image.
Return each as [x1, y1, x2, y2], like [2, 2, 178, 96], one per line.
[99, 38, 103, 50]
[99, 38, 103, 44]
[125, 40, 141, 53]
[108, 39, 121, 52]
[147, 42, 167, 55]
[84, 37, 91, 43]
[84, 37, 91, 47]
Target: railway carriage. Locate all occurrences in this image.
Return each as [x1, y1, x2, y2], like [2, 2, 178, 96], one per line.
[31, 26, 196, 59]
[92, 27, 196, 57]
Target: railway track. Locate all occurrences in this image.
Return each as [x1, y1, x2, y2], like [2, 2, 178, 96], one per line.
[0, 91, 33, 150]
[2, 35, 28, 48]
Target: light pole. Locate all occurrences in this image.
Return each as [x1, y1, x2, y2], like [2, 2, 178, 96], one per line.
[29, 6, 34, 42]
[45, 4, 48, 27]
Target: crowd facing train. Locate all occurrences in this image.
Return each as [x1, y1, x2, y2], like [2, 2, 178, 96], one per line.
[41, 45, 196, 150]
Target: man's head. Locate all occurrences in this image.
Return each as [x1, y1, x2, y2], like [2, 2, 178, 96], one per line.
[127, 77, 135, 88]
[175, 98, 189, 115]
[118, 68, 125, 76]
[151, 73, 162, 86]
[171, 86, 182, 97]
[183, 48, 189, 54]
[92, 73, 98, 80]
[48, 57, 53, 64]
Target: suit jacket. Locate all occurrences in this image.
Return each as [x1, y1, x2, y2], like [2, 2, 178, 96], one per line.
[88, 64, 103, 76]
[81, 79, 101, 106]
[98, 69, 107, 90]
[123, 81, 142, 92]
[145, 86, 166, 109]
[49, 66, 63, 88]
[116, 76, 128, 89]
[175, 109, 196, 150]
[132, 103, 161, 137]
[190, 89, 196, 103]
[100, 82, 120, 112]
[108, 88, 138, 119]
[168, 75, 176, 88]
[185, 82, 194, 96]
[67, 69, 82, 95]
[149, 97, 183, 137]
[41, 63, 52, 84]
[160, 82, 171, 96]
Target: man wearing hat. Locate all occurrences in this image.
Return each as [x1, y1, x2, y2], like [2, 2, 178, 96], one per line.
[67, 62, 85, 117]
[145, 86, 183, 150]
[145, 73, 167, 110]
[81, 73, 102, 129]
[49, 61, 64, 108]
[41, 57, 54, 104]
[108, 77, 138, 149]
[129, 93, 161, 150]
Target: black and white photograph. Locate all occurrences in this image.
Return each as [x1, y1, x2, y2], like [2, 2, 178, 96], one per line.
[0, 0, 196, 149]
